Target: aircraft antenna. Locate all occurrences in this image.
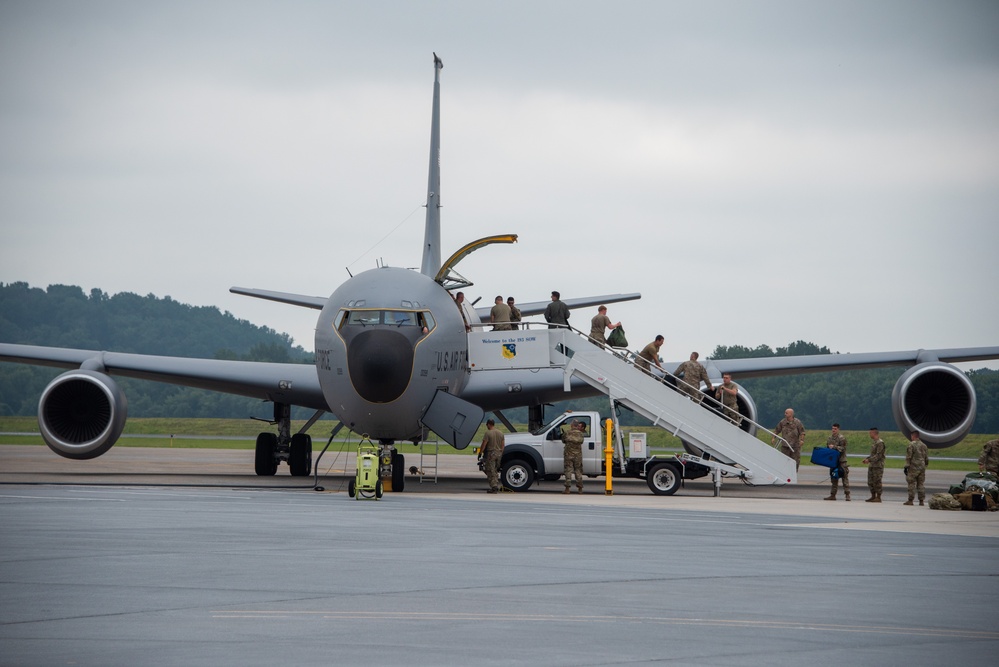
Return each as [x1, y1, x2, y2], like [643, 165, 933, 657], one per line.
[420, 53, 444, 277]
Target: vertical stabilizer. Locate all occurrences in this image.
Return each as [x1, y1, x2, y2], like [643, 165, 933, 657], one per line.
[421, 53, 443, 277]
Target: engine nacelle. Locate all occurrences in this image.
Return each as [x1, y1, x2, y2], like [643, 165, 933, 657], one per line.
[38, 370, 128, 460]
[891, 362, 976, 449]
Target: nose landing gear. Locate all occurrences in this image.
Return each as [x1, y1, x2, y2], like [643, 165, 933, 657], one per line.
[378, 442, 405, 492]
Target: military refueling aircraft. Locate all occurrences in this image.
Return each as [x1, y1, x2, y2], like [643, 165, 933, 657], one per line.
[0, 54, 640, 489]
[1, 54, 997, 490]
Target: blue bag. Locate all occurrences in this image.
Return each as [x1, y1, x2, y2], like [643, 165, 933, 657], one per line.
[810, 447, 839, 469]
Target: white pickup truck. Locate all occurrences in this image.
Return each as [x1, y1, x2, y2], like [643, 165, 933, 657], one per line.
[495, 410, 712, 495]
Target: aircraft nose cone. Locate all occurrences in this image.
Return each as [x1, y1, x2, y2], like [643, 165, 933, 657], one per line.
[347, 329, 415, 403]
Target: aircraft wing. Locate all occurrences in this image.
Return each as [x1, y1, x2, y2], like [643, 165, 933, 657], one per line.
[703, 346, 999, 379]
[229, 287, 328, 310]
[475, 292, 641, 320]
[0, 343, 328, 411]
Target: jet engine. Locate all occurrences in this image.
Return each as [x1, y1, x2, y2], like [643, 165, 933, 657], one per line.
[682, 382, 760, 460]
[891, 362, 976, 448]
[731, 384, 760, 437]
[37, 370, 128, 460]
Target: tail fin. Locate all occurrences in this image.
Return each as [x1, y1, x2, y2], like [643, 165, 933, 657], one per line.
[420, 53, 444, 277]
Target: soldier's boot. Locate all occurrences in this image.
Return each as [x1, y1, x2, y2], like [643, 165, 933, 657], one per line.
[562, 487, 570, 495]
[577, 485, 584, 494]
[845, 490, 851, 501]
[865, 492, 877, 502]
[903, 496, 914, 505]
[918, 495, 925, 506]
[873, 492, 882, 503]
[824, 489, 837, 501]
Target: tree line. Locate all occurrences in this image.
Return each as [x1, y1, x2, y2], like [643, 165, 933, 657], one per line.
[0, 282, 312, 419]
[1, 282, 996, 430]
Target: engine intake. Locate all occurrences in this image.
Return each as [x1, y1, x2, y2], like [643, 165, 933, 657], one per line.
[38, 370, 128, 460]
[891, 362, 976, 449]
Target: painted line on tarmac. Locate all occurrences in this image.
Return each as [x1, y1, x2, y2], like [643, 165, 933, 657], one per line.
[209, 610, 999, 640]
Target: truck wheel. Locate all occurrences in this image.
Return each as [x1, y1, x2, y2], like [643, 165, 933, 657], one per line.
[348, 479, 356, 498]
[647, 463, 681, 496]
[502, 458, 535, 492]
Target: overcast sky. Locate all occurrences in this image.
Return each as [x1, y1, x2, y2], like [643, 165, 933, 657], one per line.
[2, 1, 997, 367]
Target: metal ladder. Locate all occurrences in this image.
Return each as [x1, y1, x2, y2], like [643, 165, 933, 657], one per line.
[419, 437, 440, 484]
[550, 329, 796, 486]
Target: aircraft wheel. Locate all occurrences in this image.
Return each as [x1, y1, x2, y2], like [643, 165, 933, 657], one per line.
[375, 480, 383, 499]
[289, 433, 312, 476]
[254, 433, 278, 476]
[647, 463, 681, 496]
[501, 458, 535, 492]
[348, 479, 356, 498]
[392, 452, 405, 492]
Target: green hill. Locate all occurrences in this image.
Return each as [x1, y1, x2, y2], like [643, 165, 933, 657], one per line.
[0, 282, 313, 418]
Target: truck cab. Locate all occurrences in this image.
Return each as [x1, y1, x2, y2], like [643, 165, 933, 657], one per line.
[500, 411, 604, 491]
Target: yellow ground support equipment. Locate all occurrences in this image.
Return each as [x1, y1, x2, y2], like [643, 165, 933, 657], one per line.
[348, 439, 383, 500]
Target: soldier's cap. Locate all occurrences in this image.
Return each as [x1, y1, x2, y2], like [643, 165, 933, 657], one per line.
[571, 420, 583, 428]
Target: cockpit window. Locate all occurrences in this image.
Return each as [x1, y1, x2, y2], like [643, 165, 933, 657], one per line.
[337, 309, 436, 332]
[348, 311, 383, 326]
[385, 311, 412, 326]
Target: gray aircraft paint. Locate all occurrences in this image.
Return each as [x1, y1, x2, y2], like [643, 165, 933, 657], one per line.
[0, 55, 996, 463]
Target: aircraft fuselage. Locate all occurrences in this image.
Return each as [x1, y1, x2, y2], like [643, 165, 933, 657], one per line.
[314, 266, 469, 442]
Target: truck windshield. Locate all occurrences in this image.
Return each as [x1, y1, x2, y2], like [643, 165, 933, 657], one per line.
[532, 415, 592, 437]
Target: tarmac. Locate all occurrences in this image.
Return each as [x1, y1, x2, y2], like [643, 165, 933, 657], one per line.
[1, 445, 997, 665]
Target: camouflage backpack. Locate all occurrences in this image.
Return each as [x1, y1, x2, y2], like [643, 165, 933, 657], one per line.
[928, 493, 962, 511]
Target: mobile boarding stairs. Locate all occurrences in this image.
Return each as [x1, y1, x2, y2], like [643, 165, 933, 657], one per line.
[468, 324, 796, 494]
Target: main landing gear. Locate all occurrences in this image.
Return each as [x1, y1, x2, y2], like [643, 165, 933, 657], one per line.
[253, 405, 407, 491]
[254, 403, 313, 477]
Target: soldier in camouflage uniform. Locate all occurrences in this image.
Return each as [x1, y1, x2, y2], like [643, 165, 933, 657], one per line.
[772, 408, 806, 471]
[636, 336, 665, 373]
[479, 419, 505, 494]
[507, 297, 522, 330]
[903, 431, 929, 506]
[823, 423, 850, 501]
[589, 305, 620, 346]
[490, 296, 512, 331]
[714, 373, 741, 425]
[674, 352, 713, 402]
[979, 439, 999, 476]
[562, 420, 585, 494]
[862, 426, 886, 502]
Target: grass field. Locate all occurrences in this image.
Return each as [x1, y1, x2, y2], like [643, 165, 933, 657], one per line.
[1, 416, 992, 471]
